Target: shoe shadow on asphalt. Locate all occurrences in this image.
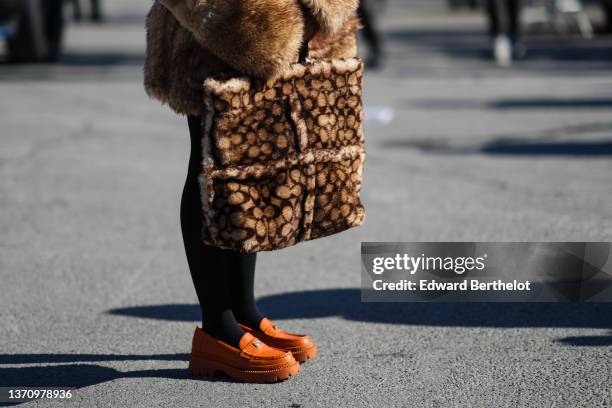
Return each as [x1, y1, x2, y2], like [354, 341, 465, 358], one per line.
[0, 353, 189, 364]
[0, 364, 185, 391]
[107, 288, 612, 346]
[0, 354, 241, 398]
[0, 364, 243, 406]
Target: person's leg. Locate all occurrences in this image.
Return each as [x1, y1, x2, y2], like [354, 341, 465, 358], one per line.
[486, 0, 500, 37]
[229, 252, 264, 328]
[43, 0, 64, 62]
[508, 0, 526, 58]
[487, 0, 513, 66]
[72, 0, 82, 21]
[508, 0, 521, 41]
[90, 0, 103, 22]
[181, 116, 244, 347]
[603, 0, 612, 33]
[358, 0, 383, 68]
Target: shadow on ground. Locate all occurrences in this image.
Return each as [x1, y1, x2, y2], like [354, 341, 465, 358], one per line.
[0, 353, 188, 365]
[384, 28, 612, 72]
[382, 138, 612, 156]
[479, 140, 612, 156]
[0, 52, 144, 68]
[0, 354, 233, 403]
[2, 289, 610, 398]
[107, 289, 612, 349]
[0, 364, 188, 388]
[411, 98, 612, 110]
[60, 52, 144, 66]
[107, 288, 612, 330]
[556, 332, 612, 346]
[0, 364, 230, 406]
[105, 289, 612, 350]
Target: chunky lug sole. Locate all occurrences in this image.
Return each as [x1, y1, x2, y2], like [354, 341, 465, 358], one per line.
[188, 353, 300, 383]
[291, 344, 318, 363]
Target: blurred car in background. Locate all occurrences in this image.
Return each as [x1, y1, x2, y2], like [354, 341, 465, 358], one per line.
[0, 0, 64, 62]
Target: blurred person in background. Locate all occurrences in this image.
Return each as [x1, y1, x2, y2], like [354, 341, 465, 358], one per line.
[359, 0, 385, 68]
[604, 0, 612, 31]
[486, 0, 524, 66]
[0, 0, 64, 62]
[0, 0, 103, 63]
[144, 0, 360, 384]
[72, 0, 103, 22]
[43, 0, 63, 59]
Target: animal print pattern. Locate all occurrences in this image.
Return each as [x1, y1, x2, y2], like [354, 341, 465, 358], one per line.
[201, 58, 365, 252]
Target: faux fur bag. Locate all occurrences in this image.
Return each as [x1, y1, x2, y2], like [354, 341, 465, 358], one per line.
[200, 58, 365, 252]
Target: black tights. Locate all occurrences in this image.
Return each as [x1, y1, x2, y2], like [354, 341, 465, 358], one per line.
[181, 116, 264, 347]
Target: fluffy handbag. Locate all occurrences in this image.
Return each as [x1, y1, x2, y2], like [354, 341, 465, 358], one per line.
[200, 58, 365, 252]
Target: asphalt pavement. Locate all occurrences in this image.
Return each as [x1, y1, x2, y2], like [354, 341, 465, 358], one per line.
[1, 0, 612, 406]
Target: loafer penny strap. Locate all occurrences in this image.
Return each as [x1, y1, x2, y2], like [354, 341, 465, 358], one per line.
[259, 317, 282, 335]
[238, 332, 259, 350]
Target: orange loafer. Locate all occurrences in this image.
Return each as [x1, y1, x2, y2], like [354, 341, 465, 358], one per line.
[240, 318, 318, 363]
[188, 327, 300, 383]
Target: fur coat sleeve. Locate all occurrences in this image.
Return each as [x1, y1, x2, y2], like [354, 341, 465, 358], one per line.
[144, 0, 359, 116]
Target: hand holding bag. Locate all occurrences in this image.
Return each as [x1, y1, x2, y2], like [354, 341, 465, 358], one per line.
[200, 58, 365, 252]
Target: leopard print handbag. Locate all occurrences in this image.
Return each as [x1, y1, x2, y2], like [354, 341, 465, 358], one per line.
[200, 58, 365, 252]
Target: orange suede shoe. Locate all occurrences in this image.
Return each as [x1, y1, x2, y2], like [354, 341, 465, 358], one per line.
[188, 328, 300, 383]
[239, 318, 318, 363]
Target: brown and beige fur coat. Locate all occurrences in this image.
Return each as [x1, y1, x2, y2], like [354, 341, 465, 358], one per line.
[144, 0, 360, 116]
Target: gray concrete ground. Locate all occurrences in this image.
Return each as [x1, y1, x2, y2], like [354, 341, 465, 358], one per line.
[1, 0, 612, 406]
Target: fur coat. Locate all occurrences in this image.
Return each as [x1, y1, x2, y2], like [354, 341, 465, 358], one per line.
[144, 0, 360, 116]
